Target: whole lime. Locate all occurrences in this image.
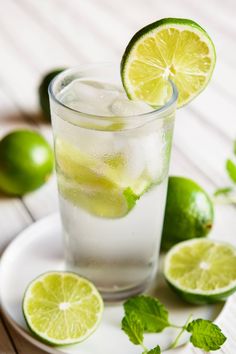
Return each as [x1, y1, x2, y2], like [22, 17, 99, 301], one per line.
[0, 130, 54, 195]
[39, 68, 65, 120]
[161, 176, 214, 251]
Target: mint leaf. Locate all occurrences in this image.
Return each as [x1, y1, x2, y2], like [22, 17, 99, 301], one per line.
[121, 312, 144, 345]
[124, 295, 169, 333]
[187, 319, 226, 351]
[226, 159, 236, 183]
[214, 187, 232, 196]
[123, 187, 139, 210]
[145, 345, 161, 354]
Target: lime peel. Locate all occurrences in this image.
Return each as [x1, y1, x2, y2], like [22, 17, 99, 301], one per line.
[121, 18, 216, 107]
[23, 272, 104, 345]
[164, 239, 236, 304]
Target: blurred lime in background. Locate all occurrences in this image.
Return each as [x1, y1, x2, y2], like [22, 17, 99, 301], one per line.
[0, 130, 54, 196]
[39, 69, 65, 121]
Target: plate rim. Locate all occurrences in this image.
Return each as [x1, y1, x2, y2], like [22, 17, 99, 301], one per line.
[0, 212, 233, 354]
[0, 213, 62, 353]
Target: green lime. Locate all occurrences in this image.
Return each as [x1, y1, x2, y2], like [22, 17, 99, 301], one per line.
[161, 177, 214, 251]
[23, 272, 104, 345]
[0, 130, 54, 195]
[55, 138, 153, 218]
[121, 18, 216, 107]
[164, 239, 236, 304]
[39, 68, 65, 120]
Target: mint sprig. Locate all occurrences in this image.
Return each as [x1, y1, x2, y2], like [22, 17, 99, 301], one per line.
[226, 159, 236, 183]
[121, 295, 226, 353]
[214, 187, 232, 197]
[145, 346, 161, 354]
[187, 319, 226, 351]
[214, 140, 236, 203]
[122, 312, 144, 346]
[124, 295, 169, 332]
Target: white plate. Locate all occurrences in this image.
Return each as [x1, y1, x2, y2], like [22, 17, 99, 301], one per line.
[0, 213, 235, 354]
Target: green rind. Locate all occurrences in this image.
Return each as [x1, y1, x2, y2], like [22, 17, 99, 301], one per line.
[22, 271, 104, 346]
[167, 281, 236, 305]
[121, 18, 216, 107]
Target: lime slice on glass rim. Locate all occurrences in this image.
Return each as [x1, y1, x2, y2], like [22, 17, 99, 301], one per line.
[23, 272, 104, 345]
[164, 239, 236, 304]
[121, 18, 216, 107]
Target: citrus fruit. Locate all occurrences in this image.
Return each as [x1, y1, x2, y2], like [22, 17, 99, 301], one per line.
[23, 272, 104, 345]
[0, 130, 54, 195]
[55, 138, 153, 218]
[164, 238, 236, 304]
[121, 18, 216, 107]
[161, 176, 214, 251]
[39, 68, 65, 120]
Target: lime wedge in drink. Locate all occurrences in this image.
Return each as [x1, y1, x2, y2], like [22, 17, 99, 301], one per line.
[164, 239, 236, 304]
[23, 272, 103, 345]
[121, 18, 216, 107]
[55, 138, 144, 218]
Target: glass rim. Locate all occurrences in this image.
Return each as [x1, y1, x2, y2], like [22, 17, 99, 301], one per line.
[48, 62, 178, 122]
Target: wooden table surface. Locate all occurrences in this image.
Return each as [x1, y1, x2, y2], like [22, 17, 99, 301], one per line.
[0, 0, 236, 353]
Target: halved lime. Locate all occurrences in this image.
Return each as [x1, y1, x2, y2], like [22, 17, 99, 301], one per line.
[121, 18, 216, 107]
[164, 239, 236, 304]
[23, 272, 104, 345]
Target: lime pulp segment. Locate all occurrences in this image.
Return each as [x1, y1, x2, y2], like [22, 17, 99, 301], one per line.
[121, 18, 216, 107]
[164, 239, 236, 303]
[23, 272, 104, 345]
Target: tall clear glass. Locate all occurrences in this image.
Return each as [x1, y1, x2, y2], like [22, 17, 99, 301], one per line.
[49, 63, 178, 301]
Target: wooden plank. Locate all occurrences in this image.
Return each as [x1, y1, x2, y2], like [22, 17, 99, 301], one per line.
[0, 317, 17, 354]
[2, 316, 47, 354]
[20, 0, 115, 61]
[0, 0, 77, 72]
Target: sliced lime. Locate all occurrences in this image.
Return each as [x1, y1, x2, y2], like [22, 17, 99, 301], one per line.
[58, 174, 138, 218]
[121, 18, 216, 107]
[23, 272, 103, 345]
[55, 138, 141, 218]
[164, 239, 236, 304]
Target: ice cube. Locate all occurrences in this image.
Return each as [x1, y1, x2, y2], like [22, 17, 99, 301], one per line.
[59, 79, 121, 116]
[110, 94, 153, 116]
[142, 132, 167, 181]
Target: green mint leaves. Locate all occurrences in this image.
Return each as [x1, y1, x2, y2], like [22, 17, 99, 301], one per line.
[121, 295, 226, 353]
[145, 346, 161, 354]
[187, 319, 226, 351]
[122, 312, 144, 345]
[124, 296, 169, 332]
[214, 187, 232, 197]
[226, 159, 236, 183]
[214, 140, 236, 203]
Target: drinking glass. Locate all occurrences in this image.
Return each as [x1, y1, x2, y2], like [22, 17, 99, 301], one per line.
[49, 63, 178, 301]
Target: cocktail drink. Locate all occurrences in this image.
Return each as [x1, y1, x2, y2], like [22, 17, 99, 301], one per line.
[49, 63, 178, 301]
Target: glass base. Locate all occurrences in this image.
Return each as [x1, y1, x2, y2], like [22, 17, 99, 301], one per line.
[98, 276, 154, 303]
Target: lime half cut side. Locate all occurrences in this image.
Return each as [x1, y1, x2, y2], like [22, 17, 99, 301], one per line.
[121, 18, 216, 107]
[164, 239, 236, 304]
[23, 272, 104, 345]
